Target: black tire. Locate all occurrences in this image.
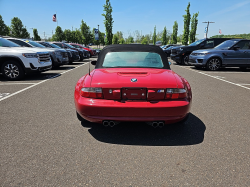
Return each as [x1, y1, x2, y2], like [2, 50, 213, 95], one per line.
[181, 54, 189, 65]
[76, 112, 88, 122]
[206, 58, 221, 71]
[1, 60, 24, 81]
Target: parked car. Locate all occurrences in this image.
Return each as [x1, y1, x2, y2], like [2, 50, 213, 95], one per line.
[68, 43, 90, 58]
[5, 38, 67, 67]
[155, 41, 162, 46]
[0, 37, 52, 80]
[162, 44, 182, 50]
[170, 38, 232, 65]
[74, 44, 192, 127]
[51, 42, 80, 63]
[36, 41, 69, 65]
[163, 45, 182, 57]
[81, 45, 97, 57]
[188, 39, 250, 71]
[64, 43, 86, 61]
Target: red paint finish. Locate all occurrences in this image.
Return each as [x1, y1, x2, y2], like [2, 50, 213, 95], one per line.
[74, 68, 192, 124]
[69, 43, 95, 56]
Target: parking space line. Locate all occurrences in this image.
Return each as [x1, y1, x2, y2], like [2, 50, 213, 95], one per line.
[0, 62, 89, 102]
[179, 66, 250, 91]
[0, 83, 36, 85]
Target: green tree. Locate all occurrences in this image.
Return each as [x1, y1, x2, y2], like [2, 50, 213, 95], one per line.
[141, 38, 148, 45]
[153, 26, 156, 45]
[112, 34, 119, 44]
[64, 29, 72, 42]
[10, 17, 30, 38]
[162, 27, 167, 45]
[189, 12, 199, 43]
[33, 28, 41, 41]
[102, 0, 114, 45]
[171, 21, 178, 44]
[126, 36, 134, 44]
[119, 38, 125, 44]
[54, 26, 64, 41]
[182, 2, 191, 45]
[0, 15, 9, 36]
[80, 20, 92, 46]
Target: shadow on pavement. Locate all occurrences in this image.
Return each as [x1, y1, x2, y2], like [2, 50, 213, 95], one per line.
[80, 113, 206, 146]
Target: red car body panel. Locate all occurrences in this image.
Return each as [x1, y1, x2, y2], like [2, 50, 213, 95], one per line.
[69, 43, 95, 56]
[74, 68, 192, 124]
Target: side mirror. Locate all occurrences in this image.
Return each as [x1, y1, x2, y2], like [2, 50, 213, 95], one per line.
[233, 45, 240, 50]
[168, 61, 172, 65]
[91, 60, 97, 65]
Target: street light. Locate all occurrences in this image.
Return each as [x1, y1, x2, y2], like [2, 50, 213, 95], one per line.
[98, 25, 99, 49]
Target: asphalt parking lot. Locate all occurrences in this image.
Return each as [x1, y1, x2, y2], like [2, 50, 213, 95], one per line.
[0, 57, 250, 186]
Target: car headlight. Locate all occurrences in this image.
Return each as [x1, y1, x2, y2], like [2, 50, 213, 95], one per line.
[198, 53, 210, 56]
[22, 53, 38, 58]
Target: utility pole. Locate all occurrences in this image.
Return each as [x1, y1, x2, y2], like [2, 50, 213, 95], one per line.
[72, 26, 73, 31]
[52, 30, 53, 36]
[202, 21, 215, 39]
[98, 24, 99, 48]
[44, 32, 45, 41]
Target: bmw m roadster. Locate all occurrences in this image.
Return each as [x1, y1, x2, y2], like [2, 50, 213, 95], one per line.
[74, 44, 192, 127]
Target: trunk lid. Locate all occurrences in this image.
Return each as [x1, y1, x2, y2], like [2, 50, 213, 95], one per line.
[91, 68, 178, 100]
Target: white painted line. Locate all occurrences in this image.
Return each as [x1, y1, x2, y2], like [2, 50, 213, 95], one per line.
[0, 62, 89, 102]
[180, 66, 250, 91]
[0, 83, 36, 85]
[0, 93, 10, 99]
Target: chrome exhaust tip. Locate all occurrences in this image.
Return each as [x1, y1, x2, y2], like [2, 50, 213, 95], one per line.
[152, 122, 159, 128]
[103, 121, 109, 127]
[109, 121, 116, 127]
[158, 122, 165, 128]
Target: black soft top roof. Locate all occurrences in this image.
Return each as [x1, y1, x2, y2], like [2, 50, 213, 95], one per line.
[95, 44, 170, 69]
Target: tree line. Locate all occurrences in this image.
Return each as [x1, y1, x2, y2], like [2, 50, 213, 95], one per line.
[0, 1, 200, 46]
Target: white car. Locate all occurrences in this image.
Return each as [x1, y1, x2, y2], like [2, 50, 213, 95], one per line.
[0, 37, 52, 80]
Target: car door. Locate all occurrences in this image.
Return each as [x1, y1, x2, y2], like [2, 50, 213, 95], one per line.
[223, 40, 250, 65]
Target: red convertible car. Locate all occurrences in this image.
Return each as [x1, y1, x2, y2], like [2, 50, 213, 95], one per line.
[74, 44, 192, 127]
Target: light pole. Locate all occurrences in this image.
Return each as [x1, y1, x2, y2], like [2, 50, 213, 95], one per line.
[202, 21, 215, 39]
[30, 28, 34, 39]
[98, 24, 99, 48]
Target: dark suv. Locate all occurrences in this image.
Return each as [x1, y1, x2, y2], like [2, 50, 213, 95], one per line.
[170, 38, 232, 65]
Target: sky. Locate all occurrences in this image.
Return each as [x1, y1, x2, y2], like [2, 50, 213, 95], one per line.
[1, 0, 250, 40]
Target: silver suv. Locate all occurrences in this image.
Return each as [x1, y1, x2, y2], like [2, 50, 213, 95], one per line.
[188, 39, 250, 71]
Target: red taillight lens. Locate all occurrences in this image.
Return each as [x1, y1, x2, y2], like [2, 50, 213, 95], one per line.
[80, 87, 103, 99]
[165, 88, 187, 100]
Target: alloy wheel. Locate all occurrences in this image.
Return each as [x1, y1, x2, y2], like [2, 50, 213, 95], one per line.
[207, 58, 220, 71]
[4, 64, 20, 78]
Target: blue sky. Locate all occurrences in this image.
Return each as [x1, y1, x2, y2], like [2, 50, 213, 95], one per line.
[1, 0, 250, 40]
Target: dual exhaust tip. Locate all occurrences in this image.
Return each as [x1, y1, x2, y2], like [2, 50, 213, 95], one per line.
[102, 121, 165, 128]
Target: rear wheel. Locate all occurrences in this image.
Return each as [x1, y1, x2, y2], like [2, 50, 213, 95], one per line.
[1, 60, 24, 81]
[206, 58, 221, 71]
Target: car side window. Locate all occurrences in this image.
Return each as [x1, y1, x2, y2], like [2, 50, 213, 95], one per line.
[236, 41, 250, 49]
[204, 40, 214, 48]
[55, 43, 63, 48]
[9, 39, 31, 47]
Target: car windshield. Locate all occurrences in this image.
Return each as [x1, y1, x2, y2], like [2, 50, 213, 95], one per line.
[27, 41, 46, 48]
[103, 52, 164, 68]
[166, 46, 173, 50]
[71, 44, 80, 48]
[214, 40, 239, 50]
[64, 43, 75, 48]
[189, 39, 205, 46]
[49, 43, 61, 48]
[0, 38, 20, 47]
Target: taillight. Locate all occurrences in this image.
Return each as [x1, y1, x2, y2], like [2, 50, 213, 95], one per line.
[165, 88, 187, 99]
[80, 87, 103, 99]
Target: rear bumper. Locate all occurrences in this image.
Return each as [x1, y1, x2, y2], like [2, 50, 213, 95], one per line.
[75, 96, 191, 124]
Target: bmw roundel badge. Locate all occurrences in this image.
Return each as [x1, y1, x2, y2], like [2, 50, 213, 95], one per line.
[131, 78, 137, 82]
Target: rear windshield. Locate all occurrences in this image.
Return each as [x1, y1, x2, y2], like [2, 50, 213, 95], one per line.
[103, 52, 164, 68]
